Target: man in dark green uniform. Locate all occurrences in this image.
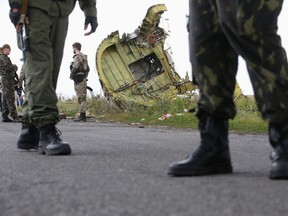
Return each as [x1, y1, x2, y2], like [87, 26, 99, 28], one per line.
[168, 0, 288, 179]
[8, 0, 98, 155]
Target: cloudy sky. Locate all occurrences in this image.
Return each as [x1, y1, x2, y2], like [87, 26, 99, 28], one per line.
[1, 0, 288, 97]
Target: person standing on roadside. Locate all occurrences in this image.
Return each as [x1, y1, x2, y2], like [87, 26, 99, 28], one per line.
[8, 0, 98, 154]
[0, 47, 2, 113]
[0, 44, 21, 123]
[70, 42, 90, 122]
[168, 0, 288, 180]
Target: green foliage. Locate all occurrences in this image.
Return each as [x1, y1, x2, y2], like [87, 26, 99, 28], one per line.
[88, 95, 122, 116]
[57, 94, 122, 118]
[235, 95, 258, 112]
[57, 95, 79, 117]
[230, 112, 267, 133]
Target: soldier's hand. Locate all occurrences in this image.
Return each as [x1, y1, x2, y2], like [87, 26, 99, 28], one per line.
[84, 16, 98, 36]
[9, 3, 21, 26]
[9, 3, 29, 32]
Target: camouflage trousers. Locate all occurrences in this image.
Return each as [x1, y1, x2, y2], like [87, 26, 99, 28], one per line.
[189, 0, 288, 124]
[74, 79, 87, 113]
[1, 78, 18, 119]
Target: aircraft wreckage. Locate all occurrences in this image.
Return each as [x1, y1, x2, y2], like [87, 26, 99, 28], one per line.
[96, 4, 196, 109]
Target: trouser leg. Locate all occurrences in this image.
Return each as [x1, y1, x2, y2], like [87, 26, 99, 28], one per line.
[216, 0, 288, 124]
[189, 0, 238, 119]
[75, 79, 87, 113]
[215, 0, 288, 179]
[23, 7, 68, 127]
[1, 80, 17, 119]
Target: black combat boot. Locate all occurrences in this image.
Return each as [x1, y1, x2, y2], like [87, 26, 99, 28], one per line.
[268, 123, 288, 179]
[17, 124, 39, 150]
[167, 113, 233, 176]
[38, 124, 71, 155]
[2, 116, 13, 122]
[74, 113, 86, 122]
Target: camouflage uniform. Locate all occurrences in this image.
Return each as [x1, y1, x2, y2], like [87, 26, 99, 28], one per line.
[0, 52, 18, 120]
[0, 81, 2, 112]
[167, 0, 288, 179]
[71, 52, 89, 114]
[9, 0, 97, 127]
[189, 0, 288, 124]
[0, 46, 2, 112]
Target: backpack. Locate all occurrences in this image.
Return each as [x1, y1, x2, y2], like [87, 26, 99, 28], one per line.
[80, 55, 90, 75]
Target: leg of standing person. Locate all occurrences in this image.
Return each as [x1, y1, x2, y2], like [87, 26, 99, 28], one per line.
[0, 90, 2, 112]
[74, 79, 87, 122]
[1, 78, 19, 122]
[17, 7, 71, 155]
[168, 0, 288, 179]
[1, 81, 13, 122]
[216, 0, 288, 179]
[168, 0, 237, 176]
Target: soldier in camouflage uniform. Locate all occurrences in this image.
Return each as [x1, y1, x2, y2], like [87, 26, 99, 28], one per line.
[70, 42, 89, 122]
[8, 0, 98, 154]
[0, 82, 2, 113]
[0, 44, 21, 123]
[168, 0, 288, 179]
[0, 48, 2, 112]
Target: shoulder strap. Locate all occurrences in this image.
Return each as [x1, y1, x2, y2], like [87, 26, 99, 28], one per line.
[18, 0, 28, 27]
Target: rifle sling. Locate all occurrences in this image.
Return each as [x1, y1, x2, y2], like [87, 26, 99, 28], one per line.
[18, 0, 28, 26]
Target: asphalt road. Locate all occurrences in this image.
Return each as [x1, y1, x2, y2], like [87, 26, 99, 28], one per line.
[0, 119, 287, 216]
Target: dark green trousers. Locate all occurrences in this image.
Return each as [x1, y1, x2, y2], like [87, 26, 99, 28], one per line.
[190, 0, 288, 124]
[22, 7, 69, 127]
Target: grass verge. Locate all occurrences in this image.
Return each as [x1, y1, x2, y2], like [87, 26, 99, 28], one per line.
[57, 95, 268, 134]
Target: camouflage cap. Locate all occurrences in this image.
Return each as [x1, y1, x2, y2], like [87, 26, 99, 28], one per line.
[1, 44, 11, 50]
[72, 42, 82, 51]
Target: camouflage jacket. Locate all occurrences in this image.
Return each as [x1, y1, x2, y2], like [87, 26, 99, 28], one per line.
[8, 0, 97, 17]
[0, 54, 17, 79]
[71, 52, 89, 77]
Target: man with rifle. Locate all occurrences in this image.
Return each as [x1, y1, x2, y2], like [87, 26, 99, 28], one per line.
[70, 42, 90, 122]
[8, 0, 98, 154]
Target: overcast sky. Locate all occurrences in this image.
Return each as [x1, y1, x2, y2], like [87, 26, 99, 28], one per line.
[1, 0, 288, 97]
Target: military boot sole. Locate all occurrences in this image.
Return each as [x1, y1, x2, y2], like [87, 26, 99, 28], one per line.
[168, 164, 233, 177]
[45, 143, 71, 156]
[17, 143, 38, 150]
[2, 118, 13, 122]
[269, 167, 288, 180]
[73, 119, 87, 122]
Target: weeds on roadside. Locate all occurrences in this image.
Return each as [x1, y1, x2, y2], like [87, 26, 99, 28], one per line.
[57, 93, 267, 133]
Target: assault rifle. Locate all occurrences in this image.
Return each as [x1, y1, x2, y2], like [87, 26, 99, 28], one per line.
[16, 0, 29, 61]
[17, 25, 29, 61]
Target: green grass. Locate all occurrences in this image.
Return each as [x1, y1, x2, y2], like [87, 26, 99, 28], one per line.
[230, 112, 267, 133]
[57, 95, 268, 134]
